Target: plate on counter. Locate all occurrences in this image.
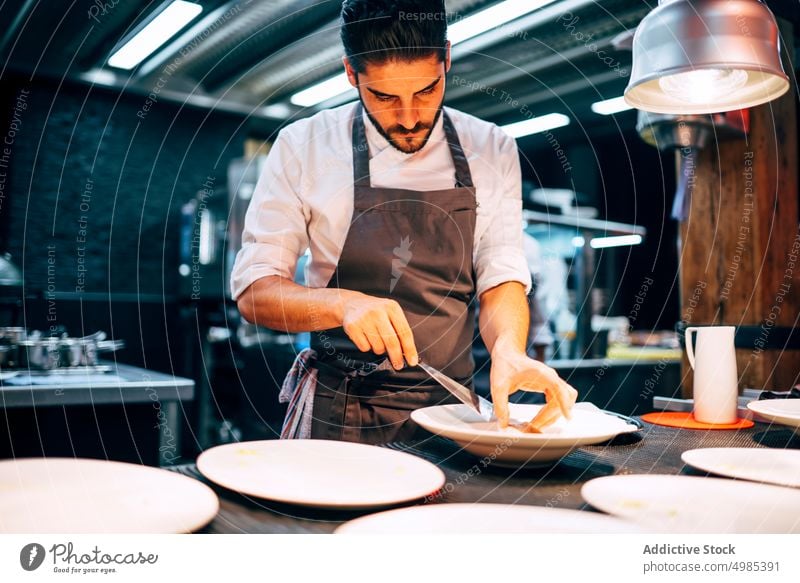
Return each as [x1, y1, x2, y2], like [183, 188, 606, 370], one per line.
[410, 403, 639, 466]
[0, 458, 219, 533]
[196, 439, 445, 509]
[335, 503, 644, 534]
[581, 474, 800, 533]
[747, 399, 800, 430]
[681, 448, 800, 488]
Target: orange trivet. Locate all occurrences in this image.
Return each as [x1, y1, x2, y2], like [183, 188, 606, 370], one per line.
[641, 411, 754, 429]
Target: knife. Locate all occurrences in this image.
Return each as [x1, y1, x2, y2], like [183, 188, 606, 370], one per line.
[418, 360, 494, 421]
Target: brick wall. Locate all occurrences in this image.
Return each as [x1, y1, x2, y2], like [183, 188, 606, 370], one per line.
[0, 76, 247, 297]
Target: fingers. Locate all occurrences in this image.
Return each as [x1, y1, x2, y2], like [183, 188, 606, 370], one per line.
[541, 377, 577, 420]
[375, 317, 405, 370]
[524, 400, 562, 432]
[341, 297, 418, 370]
[346, 326, 371, 353]
[387, 304, 418, 366]
[513, 366, 577, 421]
[364, 324, 387, 356]
[557, 381, 578, 420]
[490, 380, 510, 428]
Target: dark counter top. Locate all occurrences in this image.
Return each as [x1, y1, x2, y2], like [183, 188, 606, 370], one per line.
[170, 420, 800, 533]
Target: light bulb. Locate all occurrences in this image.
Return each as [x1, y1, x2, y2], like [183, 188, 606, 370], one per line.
[658, 68, 749, 105]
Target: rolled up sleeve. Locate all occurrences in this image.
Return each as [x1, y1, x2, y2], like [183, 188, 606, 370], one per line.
[474, 132, 532, 298]
[230, 132, 309, 300]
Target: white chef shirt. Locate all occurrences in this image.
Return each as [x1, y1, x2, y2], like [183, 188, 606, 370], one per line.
[230, 101, 531, 301]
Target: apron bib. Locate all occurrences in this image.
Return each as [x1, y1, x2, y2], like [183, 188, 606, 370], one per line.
[286, 103, 478, 444]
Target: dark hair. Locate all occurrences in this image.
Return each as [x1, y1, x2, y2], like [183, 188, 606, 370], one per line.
[340, 0, 447, 74]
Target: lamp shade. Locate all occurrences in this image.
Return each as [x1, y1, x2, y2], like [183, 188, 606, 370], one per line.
[625, 0, 789, 114]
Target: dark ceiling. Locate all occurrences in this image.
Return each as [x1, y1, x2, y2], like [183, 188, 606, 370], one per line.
[1, 0, 799, 139]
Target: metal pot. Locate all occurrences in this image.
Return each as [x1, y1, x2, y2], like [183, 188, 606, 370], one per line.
[4, 331, 125, 370]
[58, 337, 124, 367]
[0, 327, 27, 344]
[16, 338, 62, 370]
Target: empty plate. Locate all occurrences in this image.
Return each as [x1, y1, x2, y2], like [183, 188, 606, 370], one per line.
[747, 399, 800, 431]
[0, 458, 219, 533]
[335, 503, 644, 534]
[196, 439, 445, 509]
[410, 403, 639, 466]
[682, 448, 800, 487]
[581, 474, 800, 533]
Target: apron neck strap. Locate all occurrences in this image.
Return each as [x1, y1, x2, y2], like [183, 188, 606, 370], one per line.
[351, 102, 474, 188]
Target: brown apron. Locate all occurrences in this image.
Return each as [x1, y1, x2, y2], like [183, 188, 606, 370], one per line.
[307, 103, 478, 444]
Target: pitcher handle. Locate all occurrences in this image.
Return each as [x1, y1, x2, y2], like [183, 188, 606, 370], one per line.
[685, 327, 698, 369]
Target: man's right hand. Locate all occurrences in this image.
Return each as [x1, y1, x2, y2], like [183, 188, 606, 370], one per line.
[340, 292, 418, 370]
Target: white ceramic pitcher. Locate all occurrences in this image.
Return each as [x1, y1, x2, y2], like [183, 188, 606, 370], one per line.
[685, 326, 739, 424]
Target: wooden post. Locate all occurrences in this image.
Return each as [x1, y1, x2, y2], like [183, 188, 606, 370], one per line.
[678, 18, 800, 395]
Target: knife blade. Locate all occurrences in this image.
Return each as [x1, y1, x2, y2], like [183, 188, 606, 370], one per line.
[418, 361, 494, 421]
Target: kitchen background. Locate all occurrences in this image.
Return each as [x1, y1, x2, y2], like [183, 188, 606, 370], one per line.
[0, 0, 798, 465]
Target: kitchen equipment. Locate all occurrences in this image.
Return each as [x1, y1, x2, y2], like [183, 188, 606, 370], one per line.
[625, 0, 789, 114]
[0, 458, 219, 533]
[196, 439, 445, 509]
[637, 110, 749, 151]
[335, 503, 643, 534]
[581, 474, 800, 533]
[635, 109, 749, 221]
[58, 333, 124, 368]
[178, 186, 230, 300]
[0, 326, 26, 343]
[681, 448, 800, 488]
[16, 338, 61, 370]
[410, 402, 639, 466]
[418, 360, 493, 421]
[685, 325, 739, 424]
[747, 399, 800, 432]
[0, 328, 124, 370]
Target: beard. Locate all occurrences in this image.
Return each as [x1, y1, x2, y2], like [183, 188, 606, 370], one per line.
[360, 94, 445, 154]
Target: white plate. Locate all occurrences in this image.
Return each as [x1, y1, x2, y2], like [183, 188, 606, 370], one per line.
[581, 474, 800, 533]
[682, 448, 800, 487]
[747, 399, 800, 430]
[410, 403, 639, 466]
[196, 439, 445, 509]
[335, 503, 644, 534]
[0, 458, 219, 533]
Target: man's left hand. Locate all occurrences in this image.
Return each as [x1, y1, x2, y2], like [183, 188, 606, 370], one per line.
[489, 339, 578, 431]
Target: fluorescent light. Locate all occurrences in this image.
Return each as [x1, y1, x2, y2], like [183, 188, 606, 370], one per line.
[80, 68, 118, 87]
[573, 234, 643, 248]
[289, 0, 557, 107]
[448, 0, 557, 44]
[108, 1, 202, 70]
[290, 74, 353, 107]
[500, 113, 570, 138]
[590, 234, 643, 249]
[591, 96, 634, 116]
[261, 104, 294, 119]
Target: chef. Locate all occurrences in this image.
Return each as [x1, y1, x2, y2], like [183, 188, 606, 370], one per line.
[232, 0, 577, 444]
